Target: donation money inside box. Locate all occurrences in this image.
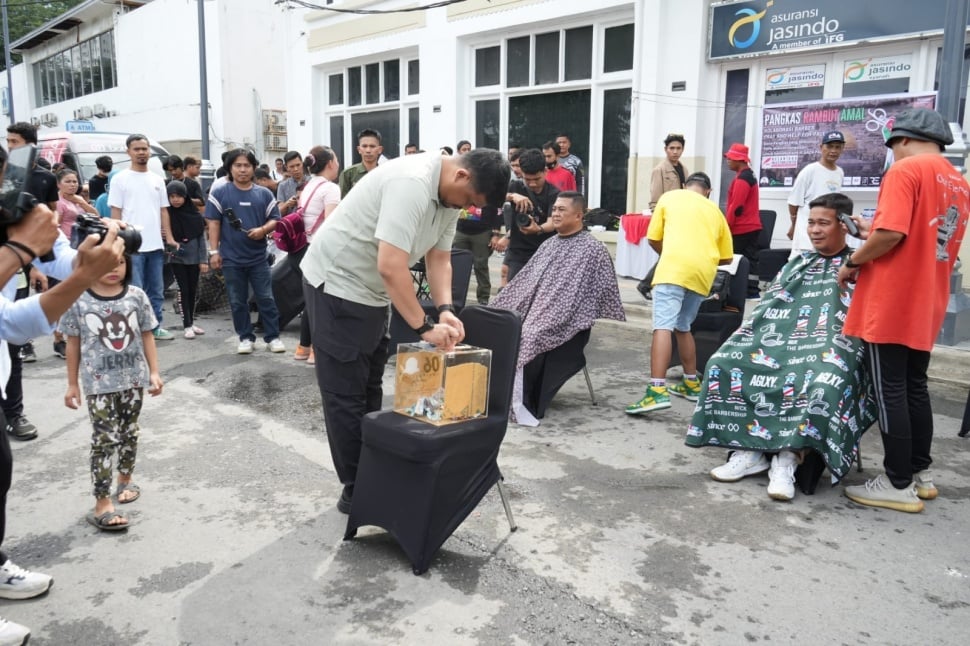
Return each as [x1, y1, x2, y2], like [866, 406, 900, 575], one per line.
[394, 343, 491, 425]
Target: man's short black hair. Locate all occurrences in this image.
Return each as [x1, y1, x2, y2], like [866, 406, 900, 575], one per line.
[6, 122, 37, 144]
[223, 148, 258, 175]
[183, 155, 200, 167]
[126, 133, 149, 148]
[517, 148, 545, 175]
[275, 157, 283, 163]
[357, 128, 382, 144]
[509, 149, 522, 163]
[542, 141, 560, 155]
[685, 172, 711, 190]
[457, 148, 512, 208]
[808, 192, 853, 215]
[95, 155, 113, 172]
[405, 142, 418, 149]
[556, 191, 586, 211]
[664, 133, 686, 147]
[254, 168, 272, 181]
[165, 155, 183, 171]
[283, 150, 302, 164]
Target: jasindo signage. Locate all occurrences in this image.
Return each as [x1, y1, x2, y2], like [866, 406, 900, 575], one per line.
[710, 0, 953, 60]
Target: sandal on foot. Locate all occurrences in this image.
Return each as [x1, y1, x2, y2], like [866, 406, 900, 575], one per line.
[86, 511, 130, 531]
[116, 483, 141, 504]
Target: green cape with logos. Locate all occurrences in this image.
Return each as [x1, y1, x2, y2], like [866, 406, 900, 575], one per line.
[685, 249, 877, 481]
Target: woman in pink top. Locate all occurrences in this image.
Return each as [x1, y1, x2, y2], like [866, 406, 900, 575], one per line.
[292, 145, 341, 364]
[56, 168, 99, 238]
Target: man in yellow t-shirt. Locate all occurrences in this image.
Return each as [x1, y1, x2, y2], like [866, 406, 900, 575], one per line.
[626, 172, 734, 415]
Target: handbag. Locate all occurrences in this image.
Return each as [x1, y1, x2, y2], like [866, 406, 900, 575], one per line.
[273, 180, 328, 253]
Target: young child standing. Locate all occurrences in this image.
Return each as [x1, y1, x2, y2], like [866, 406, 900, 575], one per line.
[60, 255, 163, 531]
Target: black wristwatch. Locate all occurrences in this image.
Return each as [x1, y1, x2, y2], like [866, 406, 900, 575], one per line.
[845, 258, 861, 269]
[437, 304, 455, 314]
[412, 315, 435, 335]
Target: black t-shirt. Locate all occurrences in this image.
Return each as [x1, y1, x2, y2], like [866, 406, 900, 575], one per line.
[26, 167, 59, 207]
[505, 179, 559, 262]
[88, 174, 109, 201]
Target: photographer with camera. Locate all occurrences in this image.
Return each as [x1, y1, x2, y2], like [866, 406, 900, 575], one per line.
[0, 144, 128, 645]
[498, 148, 560, 283]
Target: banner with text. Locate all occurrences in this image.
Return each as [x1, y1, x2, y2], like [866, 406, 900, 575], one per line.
[759, 93, 936, 189]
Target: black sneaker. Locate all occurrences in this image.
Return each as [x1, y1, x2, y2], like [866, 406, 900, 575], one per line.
[18, 343, 36, 363]
[336, 485, 354, 514]
[53, 340, 67, 359]
[6, 416, 38, 441]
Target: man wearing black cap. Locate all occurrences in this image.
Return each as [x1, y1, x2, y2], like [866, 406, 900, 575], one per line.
[787, 130, 846, 257]
[838, 108, 970, 513]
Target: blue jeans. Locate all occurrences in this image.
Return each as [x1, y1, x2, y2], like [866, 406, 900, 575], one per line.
[222, 262, 280, 342]
[131, 249, 164, 330]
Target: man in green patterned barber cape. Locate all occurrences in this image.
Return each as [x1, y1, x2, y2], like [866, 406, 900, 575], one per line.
[685, 193, 877, 502]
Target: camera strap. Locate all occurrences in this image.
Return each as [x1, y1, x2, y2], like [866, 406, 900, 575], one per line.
[3, 241, 36, 274]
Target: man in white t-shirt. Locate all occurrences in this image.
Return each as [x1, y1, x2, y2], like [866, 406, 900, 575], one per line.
[787, 130, 846, 258]
[109, 134, 176, 340]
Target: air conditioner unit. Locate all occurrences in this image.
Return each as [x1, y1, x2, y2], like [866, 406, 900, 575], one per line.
[107, 110, 117, 117]
[76, 106, 93, 119]
[92, 104, 106, 118]
[41, 113, 58, 126]
[265, 134, 288, 151]
[29, 117, 40, 127]
[262, 109, 286, 133]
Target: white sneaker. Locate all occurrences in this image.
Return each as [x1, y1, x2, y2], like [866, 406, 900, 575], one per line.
[710, 451, 769, 482]
[191, 325, 205, 335]
[767, 451, 798, 501]
[268, 338, 286, 353]
[0, 616, 29, 646]
[183, 327, 196, 339]
[914, 470, 938, 500]
[237, 339, 254, 354]
[0, 559, 53, 600]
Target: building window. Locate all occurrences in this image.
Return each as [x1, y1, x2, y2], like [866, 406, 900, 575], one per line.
[325, 55, 418, 160]
[472, 20, 634, 211]
[603, 24, 634, 73]
[475, 46, 500, 87]
[34, 30, 117, 107]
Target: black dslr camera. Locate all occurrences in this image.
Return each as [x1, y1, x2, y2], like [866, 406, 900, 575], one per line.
[71, 213, 142, 255]
[224, 208, 246, 232]
[507, 200, 534, 228]
[0, 145, 55, 262]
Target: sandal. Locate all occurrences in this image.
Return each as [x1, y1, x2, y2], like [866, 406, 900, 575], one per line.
[116, 483, 141, 504]
[86, 510, 130, 531]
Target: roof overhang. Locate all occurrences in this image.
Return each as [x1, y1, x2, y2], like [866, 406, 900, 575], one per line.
[11, 0, 150, 53]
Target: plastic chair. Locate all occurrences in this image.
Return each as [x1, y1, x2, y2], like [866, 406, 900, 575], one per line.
[344, 306, 521, 575]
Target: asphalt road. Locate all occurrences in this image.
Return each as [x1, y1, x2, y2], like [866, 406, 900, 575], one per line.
[3, 305, 969, 645]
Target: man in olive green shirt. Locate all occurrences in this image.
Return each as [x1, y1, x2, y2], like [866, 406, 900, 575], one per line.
[302, 149, 511, 514]
[338, 128, 383, 198]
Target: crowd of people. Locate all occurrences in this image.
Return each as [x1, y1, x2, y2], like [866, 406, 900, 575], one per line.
[0, 108, 966, 643]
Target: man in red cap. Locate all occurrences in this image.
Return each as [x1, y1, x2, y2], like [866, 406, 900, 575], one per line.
[724, 143, 762, 297]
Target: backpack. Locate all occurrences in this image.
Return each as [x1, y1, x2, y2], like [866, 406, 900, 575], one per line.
[273, 181, 326, 253]
[583, 208, 619, 231]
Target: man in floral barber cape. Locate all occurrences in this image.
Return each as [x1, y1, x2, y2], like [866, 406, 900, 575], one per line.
[686, 192, 877, 502]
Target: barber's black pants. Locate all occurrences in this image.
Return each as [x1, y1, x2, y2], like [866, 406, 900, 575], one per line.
[865, 342, 933, 488]
[732, 231, 761, 297]
[0, 341, 23, 420]
[303, 283, 388, 487]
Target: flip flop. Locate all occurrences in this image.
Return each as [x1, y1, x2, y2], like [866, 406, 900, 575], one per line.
[86, 511, 130, 532]
[116, 483, 141, 504]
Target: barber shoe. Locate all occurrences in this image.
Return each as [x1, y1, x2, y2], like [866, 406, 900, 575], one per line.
[914, 470, 938, 500]
[337, 485, 354, 514]
[844, 473, 924, 513]
[766, 451, 797, 501]
[624, 386, 670, 414]
[710, 450, 769, 482]
[669, 378, 701, 402]
[17, 343, 36, 363]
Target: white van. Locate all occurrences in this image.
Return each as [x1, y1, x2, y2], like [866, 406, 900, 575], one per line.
[37, 131, 169, 184]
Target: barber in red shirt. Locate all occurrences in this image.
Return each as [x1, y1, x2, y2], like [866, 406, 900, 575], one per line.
[724, 142, 762, 297]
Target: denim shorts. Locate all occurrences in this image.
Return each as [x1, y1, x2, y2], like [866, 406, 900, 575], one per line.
[652, 283, 705, 332]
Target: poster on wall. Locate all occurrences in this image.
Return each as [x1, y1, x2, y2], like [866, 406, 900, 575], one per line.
[759, 93, 936, 189]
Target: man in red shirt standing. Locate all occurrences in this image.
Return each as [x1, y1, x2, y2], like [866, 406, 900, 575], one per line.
[838, 109, 969, 513]
[724, 143, 762, 297]
[542, 141, 577, 192]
